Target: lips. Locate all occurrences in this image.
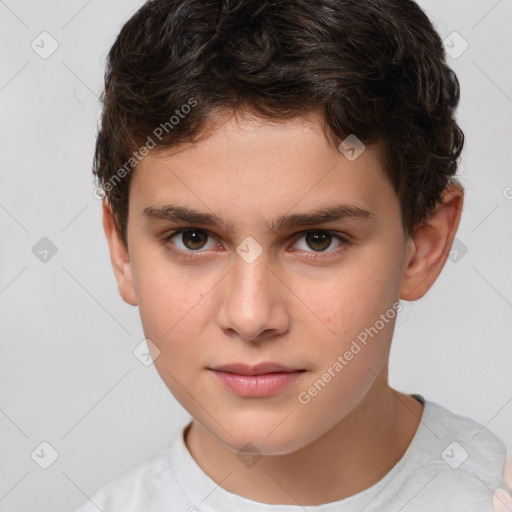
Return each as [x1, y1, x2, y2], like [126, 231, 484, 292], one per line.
[209, 362, 304, 376]
[209, 363, 306, 398]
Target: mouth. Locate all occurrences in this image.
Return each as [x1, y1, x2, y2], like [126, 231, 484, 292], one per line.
[208, 362, 306, 397]
[208, 362, 305, 376]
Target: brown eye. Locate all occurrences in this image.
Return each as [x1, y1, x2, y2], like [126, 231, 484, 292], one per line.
[305, 231, 333, 251]
[181, 229, 209, 250]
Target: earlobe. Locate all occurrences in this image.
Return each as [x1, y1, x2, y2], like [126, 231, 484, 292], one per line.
[102, 200, 137, 306]
[400, 184, 464, 301]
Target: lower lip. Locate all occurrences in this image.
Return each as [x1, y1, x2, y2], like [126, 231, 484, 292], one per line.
[211, 370, 305, 397]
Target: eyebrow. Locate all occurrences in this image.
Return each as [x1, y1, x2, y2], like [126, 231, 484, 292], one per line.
[142, 203, 375, 232]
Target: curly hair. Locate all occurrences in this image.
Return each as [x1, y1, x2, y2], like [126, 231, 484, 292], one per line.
[94, 0, 464, 247]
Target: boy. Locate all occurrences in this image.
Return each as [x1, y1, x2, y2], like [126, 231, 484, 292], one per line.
[77, 0, 510, 510]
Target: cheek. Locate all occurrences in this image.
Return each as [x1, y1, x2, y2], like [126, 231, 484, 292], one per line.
[294, 294, 398, 431]
[293, 255, 399, 341]
[132, 259, 221, 383]
[132, 249, 213, 338]
[289, 247, 401, 395]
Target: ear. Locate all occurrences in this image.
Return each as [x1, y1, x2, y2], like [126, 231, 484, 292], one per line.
[102, 200, 137, 306]
[400, 183, 464, 301]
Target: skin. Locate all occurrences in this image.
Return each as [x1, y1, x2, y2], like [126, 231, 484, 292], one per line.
[493, 460, 512, 511]
[103, 110, 464, 505]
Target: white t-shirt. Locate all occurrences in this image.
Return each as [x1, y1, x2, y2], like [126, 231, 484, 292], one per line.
[75, 397, 509, 511]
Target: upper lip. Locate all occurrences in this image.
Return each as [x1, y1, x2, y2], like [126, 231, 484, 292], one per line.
[209, 363, 304, 376]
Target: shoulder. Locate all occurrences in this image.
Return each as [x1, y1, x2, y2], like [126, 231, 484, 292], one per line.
[73, 446, 185, 512]
[422, 400, 506, 475]
[394, 399, 508, 511]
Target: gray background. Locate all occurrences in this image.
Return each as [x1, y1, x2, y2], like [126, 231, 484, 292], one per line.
[0, 0, 511, 510]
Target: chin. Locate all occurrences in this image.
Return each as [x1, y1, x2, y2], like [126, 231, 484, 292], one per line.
[209, 413, 313, 456]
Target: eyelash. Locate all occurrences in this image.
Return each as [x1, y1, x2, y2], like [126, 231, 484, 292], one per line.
[159, 228, 350, 261]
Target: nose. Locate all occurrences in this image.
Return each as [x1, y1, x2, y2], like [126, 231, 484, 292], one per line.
[216, 255, 290, 342]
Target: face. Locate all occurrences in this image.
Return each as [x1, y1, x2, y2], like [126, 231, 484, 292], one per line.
[115, 112, 415, 455]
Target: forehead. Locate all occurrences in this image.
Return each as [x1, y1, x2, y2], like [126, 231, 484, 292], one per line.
[129, 113, 396, 228]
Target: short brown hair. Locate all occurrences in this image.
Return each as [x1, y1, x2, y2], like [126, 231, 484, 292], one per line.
[94, 0, 464, 246]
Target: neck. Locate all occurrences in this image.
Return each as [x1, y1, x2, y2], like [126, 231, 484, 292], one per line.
[184, 378, 424, 505]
